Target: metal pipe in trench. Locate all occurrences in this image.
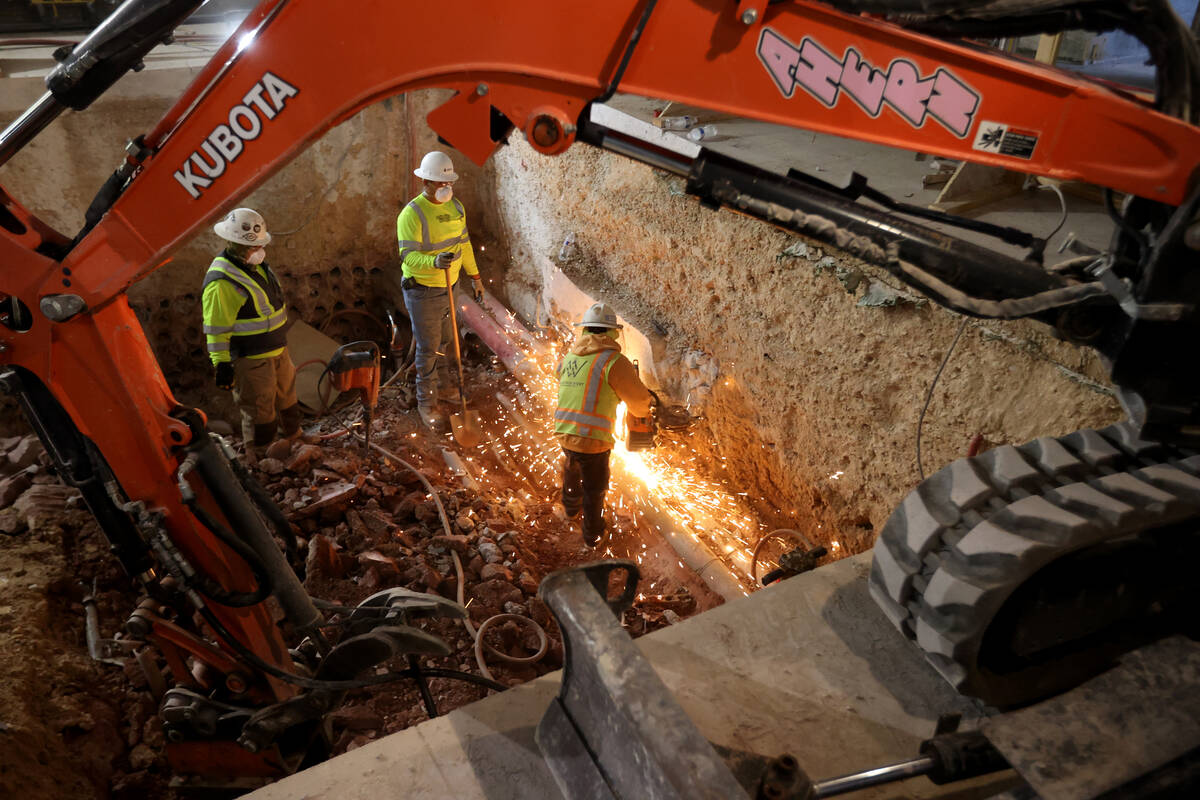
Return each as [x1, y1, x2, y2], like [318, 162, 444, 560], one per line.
[463, 301, 748, 602]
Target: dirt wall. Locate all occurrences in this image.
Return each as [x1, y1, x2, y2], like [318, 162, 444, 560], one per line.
[488, 138, 1123, 553]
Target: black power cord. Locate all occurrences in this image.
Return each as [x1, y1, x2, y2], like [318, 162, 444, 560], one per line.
[916, 318, 969, 481]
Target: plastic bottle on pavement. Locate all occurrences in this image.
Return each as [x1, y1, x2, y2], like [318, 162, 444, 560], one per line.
[658, 115, 697, 130]
[688, 125, 718, 142]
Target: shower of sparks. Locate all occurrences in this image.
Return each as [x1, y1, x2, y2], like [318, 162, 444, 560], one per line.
[446, 327, 808, 596]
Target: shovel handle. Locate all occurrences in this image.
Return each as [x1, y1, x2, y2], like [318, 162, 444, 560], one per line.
[444, 272, 470, 419]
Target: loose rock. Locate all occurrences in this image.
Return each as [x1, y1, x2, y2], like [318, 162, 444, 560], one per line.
[480, 563, 513, 582]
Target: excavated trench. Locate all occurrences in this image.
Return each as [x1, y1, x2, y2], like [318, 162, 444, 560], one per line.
[0, 84, 1127, 797]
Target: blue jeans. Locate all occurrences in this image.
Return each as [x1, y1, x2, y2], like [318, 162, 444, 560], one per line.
[401, 279, 457, 408]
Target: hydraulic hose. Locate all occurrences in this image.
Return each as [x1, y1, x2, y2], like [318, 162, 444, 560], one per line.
[184, 498, 273, 607]
[225, 455, 300, 566]
[197, 604, 507, 693]
[751, 529, 816, 585]
[177, 453, 272, 607]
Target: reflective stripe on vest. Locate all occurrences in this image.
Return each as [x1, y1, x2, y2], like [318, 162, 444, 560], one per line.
[202, 256, 289, 357]
[398, 198, 470, 261]
[555, 349, 621, 442]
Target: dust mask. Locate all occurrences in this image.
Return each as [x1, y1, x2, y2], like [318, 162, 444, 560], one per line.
[435, 185, 453, 203]
[246, 248, 266, 266]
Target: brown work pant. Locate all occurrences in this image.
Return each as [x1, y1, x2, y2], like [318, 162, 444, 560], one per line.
[232, 349, 298, 445]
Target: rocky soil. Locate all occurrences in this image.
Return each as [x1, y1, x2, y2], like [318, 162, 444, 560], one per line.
[0, 337, 723, 798]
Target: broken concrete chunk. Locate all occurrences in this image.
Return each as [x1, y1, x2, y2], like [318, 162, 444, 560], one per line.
[414, 500, 441, 526]
[477, 539, 503, 564]
[345, 510, 370, 543]
[319, 456, 356, 476]
[0, 471, 33, 508]
[257, 458, 286, 476]
[776, 241, 809, 262]
[286, 444, 323, 473]
[13, 484, 81, 527]
[128, 743, 157, 771]
[415, 558, 443, 591]
[517, 572, 539, 596]
[265, 439, 294, 461]
[455, 513, 475, 533]
[0, 506, 28, 536]
[359, 510, 393, 538]
[355, 551, 398, 575]
[480, 563, 513, 582]
[305, 534, 344, 581]
[6, 437, 44, 473]
[291, 478, 362, 519]
[430, 534, 471, 555]
[469, 579, 523, 617]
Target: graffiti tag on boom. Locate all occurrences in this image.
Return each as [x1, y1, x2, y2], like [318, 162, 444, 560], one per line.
[757, 28, 981, 138]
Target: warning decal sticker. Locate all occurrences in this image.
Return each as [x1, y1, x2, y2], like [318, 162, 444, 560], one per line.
[972, 120, 1038, 159]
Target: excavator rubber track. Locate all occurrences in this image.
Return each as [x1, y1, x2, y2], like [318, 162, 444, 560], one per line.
[870, 421, 1200, 708]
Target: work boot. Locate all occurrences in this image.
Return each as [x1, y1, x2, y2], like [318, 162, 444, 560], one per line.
[252, 420, 278, 448]
[561, 491, 582, 520]
[439, 382, 464, 408]
[418, 404, 448, 433]
[278, 404, 319, 444]
[581, 516, 604, 548]
[582, 527, 603, 548]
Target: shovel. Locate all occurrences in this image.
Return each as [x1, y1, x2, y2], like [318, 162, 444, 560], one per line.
[444, 264, 484, 447]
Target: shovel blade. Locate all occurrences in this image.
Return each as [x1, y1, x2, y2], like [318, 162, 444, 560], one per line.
[450, 410, 484, 448]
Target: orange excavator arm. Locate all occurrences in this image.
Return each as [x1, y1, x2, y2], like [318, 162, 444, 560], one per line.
[0, 0, 1197, 784]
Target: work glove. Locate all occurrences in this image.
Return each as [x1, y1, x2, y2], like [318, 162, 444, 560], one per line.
[434, 251, 455, 269]
[472, 277, 485, 304]
[215, 361, 235, 390]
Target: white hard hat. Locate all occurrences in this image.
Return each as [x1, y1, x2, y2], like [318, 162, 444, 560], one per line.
[414, 150, 459, 182]
[214, 208, 271, 246]
[574, 302, 622, 330]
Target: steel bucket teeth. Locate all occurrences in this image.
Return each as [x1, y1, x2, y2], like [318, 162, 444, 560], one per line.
[316, 625, 451, 681]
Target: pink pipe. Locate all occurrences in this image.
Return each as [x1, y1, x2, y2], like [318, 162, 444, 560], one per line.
[456, 291, 544, 386]
[480, 293, 554, 359]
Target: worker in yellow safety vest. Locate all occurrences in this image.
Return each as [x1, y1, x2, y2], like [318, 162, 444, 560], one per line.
[396, 151, 485, 432]
[202, 207, 305, 457]
[555, 302, 653, 547]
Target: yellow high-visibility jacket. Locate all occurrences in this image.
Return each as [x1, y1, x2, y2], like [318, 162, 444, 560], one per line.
[397, 193, 479, 288]
[555, 333, 653, 453]
[202, 253, 289, 365]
